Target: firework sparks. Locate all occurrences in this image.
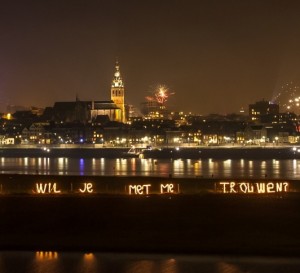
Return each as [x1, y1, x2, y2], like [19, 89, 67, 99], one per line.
[146, 84, 174, 105]
[273, 82, 300, 113]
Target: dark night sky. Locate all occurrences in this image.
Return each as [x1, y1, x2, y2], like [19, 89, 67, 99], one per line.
[1, 0, 300, 114]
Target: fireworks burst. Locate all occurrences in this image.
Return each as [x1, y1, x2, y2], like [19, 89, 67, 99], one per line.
[273, 82, 300, 113]
[146, 84, 174, 105]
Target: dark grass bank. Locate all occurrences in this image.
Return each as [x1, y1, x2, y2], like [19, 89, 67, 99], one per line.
[0, 194, 300, 256]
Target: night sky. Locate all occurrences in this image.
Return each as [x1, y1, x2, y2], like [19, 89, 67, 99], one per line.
[1, 0, 300, 114]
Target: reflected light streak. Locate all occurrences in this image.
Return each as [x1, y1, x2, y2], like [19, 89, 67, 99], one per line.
[126, 260, 154, 273]
[130, 158, 137, 172]
[1, 157, 300, 179]
[33, 251, 60, 273]
[222, 159, 232, 177]
[79, 158, 85, 175]
[30, 158, 36, 166]
[240, 159, 244, 168]
[173, 159, 184, 170]
[193, 161, 201, 176]
[248, 160, 253, 177]
[99, 158, 105, 175]
[293, 159, 297, 175]
[115, 158, 129, 174]
[224, 159, 232, 169]
[92, 158, 96, 168]
[273, 159, 279, 166]
[217, 261, 242, 273]
[78, 253, 98, 273]
[160, 258, 178, 273]
[24, 157, 29, 166]
[140, 158, 151, 173]
[58, 158, 64, 169]
[239, 159, 245, 177]
[57, 157, 68, 175]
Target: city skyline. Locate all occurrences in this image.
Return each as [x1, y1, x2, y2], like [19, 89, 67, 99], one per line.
[1, 1, 300, 114]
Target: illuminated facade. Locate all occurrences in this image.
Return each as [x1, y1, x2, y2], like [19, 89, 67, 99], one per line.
[111, 60, 126, 123]
[249, 99, 279, 122]
[90, 100, 122, 122]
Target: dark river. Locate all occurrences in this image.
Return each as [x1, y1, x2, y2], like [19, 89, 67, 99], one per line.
[0, 155, 300, 179]
[0, 157, 299, 179]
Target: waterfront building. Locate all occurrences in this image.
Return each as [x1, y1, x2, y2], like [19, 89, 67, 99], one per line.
[249, 99, 279, 122]
[244, 124, 267, 144]
[21, 122, 52, 144]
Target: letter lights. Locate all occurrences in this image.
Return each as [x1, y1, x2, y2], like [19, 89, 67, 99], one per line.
[128, 183, 179, 195]
[160, 183, 179, 194]
[128, 184, 151, 195]
[218, 181, 289, 194]
[79, 183, 94, 193]
[230, 182, 237, 193]
[256, 183, 265, 193]
[34, 183, 61, 194]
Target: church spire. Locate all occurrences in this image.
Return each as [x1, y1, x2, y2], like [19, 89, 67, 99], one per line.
[111, 59, 124, 88]
[111, 59, 126, 123]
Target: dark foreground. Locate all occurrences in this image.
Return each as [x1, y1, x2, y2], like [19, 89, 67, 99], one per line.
[1, 194, 300, 256]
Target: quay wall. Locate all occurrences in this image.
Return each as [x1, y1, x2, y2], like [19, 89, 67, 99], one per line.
[0, 145, 299, 159]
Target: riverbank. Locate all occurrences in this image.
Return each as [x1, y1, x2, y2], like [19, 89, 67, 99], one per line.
[1, 194, 300, 256]
[0, 145, 299, 159]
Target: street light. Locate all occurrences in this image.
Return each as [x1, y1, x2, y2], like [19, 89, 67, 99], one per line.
[275, 136, 279, 146]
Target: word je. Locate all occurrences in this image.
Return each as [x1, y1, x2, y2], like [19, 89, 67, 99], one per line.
[79, 183, 93, 193]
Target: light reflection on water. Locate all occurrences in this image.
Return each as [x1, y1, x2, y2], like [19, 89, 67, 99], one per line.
[32, 252, 60, 273]
[0, 157, 300, 179]
[0, 252, 300, 273]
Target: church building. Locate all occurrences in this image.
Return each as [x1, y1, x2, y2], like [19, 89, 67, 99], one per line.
[90, 60, 126, 123]
[49, 60, 127, 124]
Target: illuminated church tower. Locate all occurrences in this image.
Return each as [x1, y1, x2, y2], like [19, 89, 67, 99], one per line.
[111, 60, 126, 123]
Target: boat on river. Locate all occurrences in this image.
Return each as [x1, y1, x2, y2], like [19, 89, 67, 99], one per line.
[124, 145, 153, 158]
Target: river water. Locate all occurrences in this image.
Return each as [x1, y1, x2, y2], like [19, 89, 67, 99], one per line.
[1, 157, 300, 272]
[0, 157, 300, 179]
